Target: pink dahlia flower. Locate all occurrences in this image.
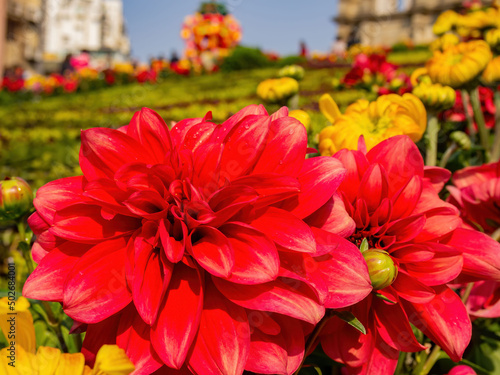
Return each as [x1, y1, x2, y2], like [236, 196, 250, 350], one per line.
[23, 105, 372, 374]
[318, 136, 500, 375]
[446, 365, 477, 375]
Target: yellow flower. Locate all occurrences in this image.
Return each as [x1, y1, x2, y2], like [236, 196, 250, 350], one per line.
[433, 10, 459, 35]
[0, 345, 134, 375]
[0, 297, 36, 354]
[289, 109, 311, 132]
[0, 297, 134, 375]
[485, 28, 500, 52]
[481, 55, 500, 85]
[256, 77, 299, 104]
[278, 65, 305, 81]
[426, 40, 492, 88]
[412, 82, 456, 111]
[318, 93, 426, 155]
[429, 33, 460, 52]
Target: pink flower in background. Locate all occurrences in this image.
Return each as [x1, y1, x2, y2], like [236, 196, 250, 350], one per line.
[318, 136, 500, 375]
[23, 105, 372, 374]
[446, 365, 477, 375]
[448, 161, 500, 319]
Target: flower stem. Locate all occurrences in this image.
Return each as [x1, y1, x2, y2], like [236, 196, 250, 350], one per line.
[461, 90, 476, 139]
[461, 282, 474, 304]
[17, 221, 34, 274]
[439, 142, 458, 168]
[469, 87, 490, 161]
[419, 344, 442, 375]
[293, 312, 333, 375]
[425, 113, 440, 166]
[490, 91, 500, 161]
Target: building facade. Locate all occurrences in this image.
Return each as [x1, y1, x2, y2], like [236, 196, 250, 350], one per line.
[334, 0, 493, 46]
[43, 0, 130, 64]
[4, 0, 42, 70]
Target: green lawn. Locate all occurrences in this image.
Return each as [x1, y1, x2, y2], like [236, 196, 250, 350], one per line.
[0, 66, 376, 190]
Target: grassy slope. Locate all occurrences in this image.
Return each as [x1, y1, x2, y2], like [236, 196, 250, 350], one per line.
[0, 66, 375, 189]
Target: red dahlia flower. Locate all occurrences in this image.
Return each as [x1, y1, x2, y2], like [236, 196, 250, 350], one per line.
[23, 105, 372, 374]
[318, 136, 500, 375]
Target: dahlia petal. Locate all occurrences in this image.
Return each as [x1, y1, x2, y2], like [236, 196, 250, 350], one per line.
[403, 286, 471, 362]
[405, 253, 463, 286]
[358, 164, 389, 212]
[132, 245, 173, 326]
[230, 174, 300, 207]
[280, 157, 346, 219]
[349, 335, 399, 375]
[269, 106, 288, 120]
[124, 190, 169, 218]
[151, 263, 203, 369]
[82, 179, 131, 214]
[415, 209, 461, 242]
[220, 222, 279, 284]
[23, 242, 90, 302]
[424, 166, 451, 193]
[278, 252, 329, 304]
[218, 104, 268, 135]
[366, 135, 424, 196]
[444, 228, 500, 281]
[188, 283, 250, 375]
[33, 176, 85, 223]
[27, 211, 49, 236]
[213, 276, 325, 324]
[127, 108, 172, 163]
[304, 194, 356, 238]
[63, 238, 132, 324]
[117, 305, 164, 375]
[334, 149, 370, 204]
[320, 303, 372, 368]
[31, 242, 50, 264]
[250, 207, 316, 254]
[192, 142, 223, 196]
[274, 315, 306, 375]
[313, 230, 372, 308]
[369, 198, 392, 228]
[80, 128, 154, 180]
[50, 204, 140, 243]
[218, 115, 270, 183]
[391, 175, 423, 220]
[452, 162, 498, 189]
[189, 226, 235, 278]
[183, 122, 217, 153]
[389, 244, 434, 263]
[208, 185, 258, 224]
[248, 311, 281, 336]
[82, 313, 122, 366]
[373, 298, 425, 352]
[413, 182, 460, 215]
[384, 214, 426, 243]
[252, 116, 307, 176]
[159, 219, 186, 264]
[170, 117, 206, 147]
[245, 328, 287, 375]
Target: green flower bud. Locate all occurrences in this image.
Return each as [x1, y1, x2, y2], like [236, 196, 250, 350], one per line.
[0, 177, 33, 224]
[362, 249, 398, 290]
[450, 131, 472, 150]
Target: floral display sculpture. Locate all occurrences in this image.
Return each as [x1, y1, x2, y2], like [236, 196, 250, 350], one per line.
[180, 2, 242, 71]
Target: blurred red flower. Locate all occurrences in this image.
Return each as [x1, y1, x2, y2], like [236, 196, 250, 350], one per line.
[24, 105, 372, 374]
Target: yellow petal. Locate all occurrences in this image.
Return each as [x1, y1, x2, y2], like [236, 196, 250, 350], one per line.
[91, 345, 134, 375]
[54, 353, 85, 375]
[319, 94, 342, 123]
[37, 347, 61, 375]
[0, 310, 36, 354]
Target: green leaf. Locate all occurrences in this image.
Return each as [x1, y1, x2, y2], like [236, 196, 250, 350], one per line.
[333, 311, 366, 335]
[375, 292, 397, 304]
[359, 238, 369, 252]
[34, 320, 59, 349]
[298, 366, 323, 375]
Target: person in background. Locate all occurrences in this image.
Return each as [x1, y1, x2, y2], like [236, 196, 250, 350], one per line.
[331, 36, 347, 58]
[60, 53, 74, 75]
[70, 50, 91, 71]
[347, 27, 361, 49]
[170, 51, 179, 64]
[299, 40, 308, 58]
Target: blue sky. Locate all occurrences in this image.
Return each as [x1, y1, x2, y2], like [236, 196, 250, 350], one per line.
[122, 0, 339, 62]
